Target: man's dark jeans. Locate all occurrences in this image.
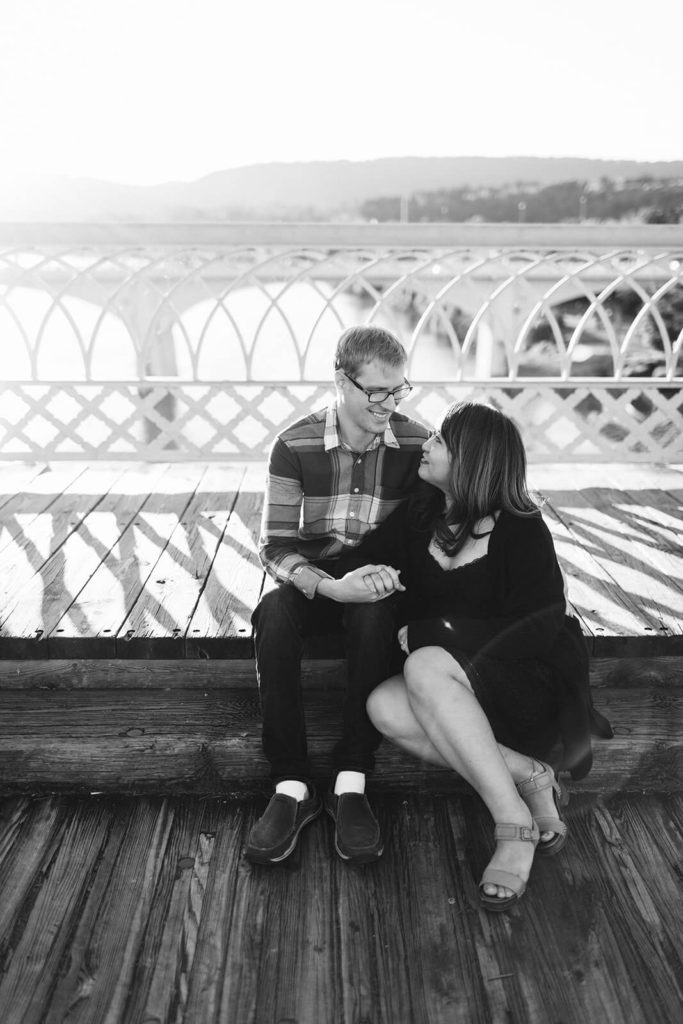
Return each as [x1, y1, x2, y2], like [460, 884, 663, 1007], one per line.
[251, 576, 399, 785]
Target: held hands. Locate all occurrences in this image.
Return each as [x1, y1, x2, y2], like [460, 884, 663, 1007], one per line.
[317, 564, 405, 603]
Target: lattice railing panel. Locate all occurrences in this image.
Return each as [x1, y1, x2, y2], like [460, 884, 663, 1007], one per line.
[0, 224, 681, 460]
[0, 381, 680, 462]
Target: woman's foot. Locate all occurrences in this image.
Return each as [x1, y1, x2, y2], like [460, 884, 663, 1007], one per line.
[515, 759, 568, 856]
[479, 815, 540, 911]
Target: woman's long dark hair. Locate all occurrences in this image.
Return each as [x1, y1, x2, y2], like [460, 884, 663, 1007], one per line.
[410, 401, 539, 556]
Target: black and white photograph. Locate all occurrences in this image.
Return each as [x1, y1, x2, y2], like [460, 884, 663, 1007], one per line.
[0, 1, 681, 1021]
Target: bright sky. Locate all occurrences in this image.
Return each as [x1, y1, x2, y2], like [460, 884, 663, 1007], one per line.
[1, 0, 679, 186]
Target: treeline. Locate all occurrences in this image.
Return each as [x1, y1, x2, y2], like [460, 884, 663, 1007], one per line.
[361, 178, 683, 224]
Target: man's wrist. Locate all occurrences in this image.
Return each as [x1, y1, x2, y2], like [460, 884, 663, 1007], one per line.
[316, 577, 338, 601]
[291, 564, 333, 599]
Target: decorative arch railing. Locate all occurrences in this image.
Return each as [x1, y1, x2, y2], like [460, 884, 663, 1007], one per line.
[0, 222, 681, 461]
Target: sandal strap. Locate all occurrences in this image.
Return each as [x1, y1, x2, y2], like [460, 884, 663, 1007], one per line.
[535, 815, 567, 836]
[493, 822, 539, 843]
[479, 867, 526, 896]
[516, 761, 559, 798]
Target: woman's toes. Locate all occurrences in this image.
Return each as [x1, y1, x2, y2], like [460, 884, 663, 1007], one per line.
[483, 882, 514, 899]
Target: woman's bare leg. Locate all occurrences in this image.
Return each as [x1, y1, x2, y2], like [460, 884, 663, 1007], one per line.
[368, 673, 558, 843]
[367, 674, 450, 767]
[397, 646, 543, 899]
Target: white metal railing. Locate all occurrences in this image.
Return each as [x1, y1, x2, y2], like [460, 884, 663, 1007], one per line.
[0, 222, 681, 461]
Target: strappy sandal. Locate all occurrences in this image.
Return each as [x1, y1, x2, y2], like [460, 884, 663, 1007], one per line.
[516, 759, 568, 857]
[478, 821, 540, 913]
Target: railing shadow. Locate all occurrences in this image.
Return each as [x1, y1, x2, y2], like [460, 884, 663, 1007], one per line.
[0, 467, 680, 657]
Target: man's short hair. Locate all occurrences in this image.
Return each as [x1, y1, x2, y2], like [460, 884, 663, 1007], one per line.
[334, 325, 407, 376]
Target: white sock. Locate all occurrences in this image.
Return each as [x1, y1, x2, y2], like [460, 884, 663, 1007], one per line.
[334, 771, 365, 796]
[275, 780, 309, 802]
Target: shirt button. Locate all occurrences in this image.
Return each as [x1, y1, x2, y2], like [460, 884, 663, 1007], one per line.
[349, 512, 355, 518]
[353, 487, 359, 493]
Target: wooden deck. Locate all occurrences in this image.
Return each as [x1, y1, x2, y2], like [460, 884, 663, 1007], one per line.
[0, 459, 681, 1023]
[0, 791, 681, 1023]
[0, 460, 681, 660]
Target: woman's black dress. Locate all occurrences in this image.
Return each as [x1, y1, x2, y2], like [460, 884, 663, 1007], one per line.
[406, 535, 562, 759]
[353, 499, 606, 776]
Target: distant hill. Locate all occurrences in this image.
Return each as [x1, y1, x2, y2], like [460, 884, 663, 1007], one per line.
[4, 156, 683, 221]
[363, 177, 683, 224]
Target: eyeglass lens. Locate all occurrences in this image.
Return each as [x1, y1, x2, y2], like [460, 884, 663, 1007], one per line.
[368, 385, 412, 402]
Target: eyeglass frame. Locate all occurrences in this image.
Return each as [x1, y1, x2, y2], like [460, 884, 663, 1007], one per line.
[341, 370, 414, 404]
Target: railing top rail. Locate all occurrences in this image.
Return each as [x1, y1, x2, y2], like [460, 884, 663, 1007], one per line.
[0, 221, 681, 249]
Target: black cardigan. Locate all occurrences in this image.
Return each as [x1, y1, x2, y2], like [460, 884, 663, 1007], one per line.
[354, 500, 612, 779]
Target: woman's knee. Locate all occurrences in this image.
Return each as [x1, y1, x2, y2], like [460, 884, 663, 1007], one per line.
[404, 647, 469, 702]
[366, 679, 402, 739]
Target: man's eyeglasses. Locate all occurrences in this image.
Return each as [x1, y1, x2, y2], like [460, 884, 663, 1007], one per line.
[343, 371, 413, 404]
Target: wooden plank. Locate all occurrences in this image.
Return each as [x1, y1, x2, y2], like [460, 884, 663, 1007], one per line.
[220, 804, 338, 1023]
[557, 483, 679, 634]
[44, 462, 173, 657]
[579, 484, 683, 618]
[598, 793, 683, 944]
[0, 800, 115, 1024]
[541, 499, 650, 647]
[0, 464, 128, 657]
[0, 462, 87, 558]
[55, 463, 206, 658]
[528, 462, 683, 493]
[183, 801, 250, 1023]
[120, 800, 216, 1024]
[561, 798, 683, 1021]
[107, 464, 245, 659]
[0, 462, 50, 515]
[186, 462, 266, 657]
[114, 464, 215, 657]
[589, 656, 683, 689]
[0, 657, 343, 688]
[0, 687, 679, 796]
[43, 798, 176, 1024]
[541, 488, 683, 655]
[0, 798, 64, 954]
[1, 656, 681, 693]
[594, 465, 683, 549]
[333, 796, 489, 1023]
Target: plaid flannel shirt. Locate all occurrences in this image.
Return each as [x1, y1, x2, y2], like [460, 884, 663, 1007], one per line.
[258, 404, 429, 598]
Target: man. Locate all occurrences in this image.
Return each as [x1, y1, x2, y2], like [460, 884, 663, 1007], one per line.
[246, 325, 429, 865]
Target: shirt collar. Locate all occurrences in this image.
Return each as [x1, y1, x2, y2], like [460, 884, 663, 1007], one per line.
[324, 404, 400, 453]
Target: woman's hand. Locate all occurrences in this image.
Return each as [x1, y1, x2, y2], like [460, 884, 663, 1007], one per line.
[397, 625, 409, 653]
[361, 564, 404, 599]
[317, 565, 404, 603]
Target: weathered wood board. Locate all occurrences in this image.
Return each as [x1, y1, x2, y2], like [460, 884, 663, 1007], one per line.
[0, 791, 680, 1024]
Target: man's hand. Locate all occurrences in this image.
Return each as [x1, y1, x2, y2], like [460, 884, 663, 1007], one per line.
[317, 565, 405, 603]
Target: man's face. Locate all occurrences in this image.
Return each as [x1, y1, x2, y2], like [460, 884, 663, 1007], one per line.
[336, 358, 408, 439]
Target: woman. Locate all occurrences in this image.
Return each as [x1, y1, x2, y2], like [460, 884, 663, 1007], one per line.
[357, 401, 608, 912]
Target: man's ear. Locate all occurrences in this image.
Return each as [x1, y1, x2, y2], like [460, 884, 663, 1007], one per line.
[334, 369, 346, 389]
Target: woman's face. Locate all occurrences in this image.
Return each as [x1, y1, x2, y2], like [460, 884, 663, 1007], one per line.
[418, 429, 452, 493]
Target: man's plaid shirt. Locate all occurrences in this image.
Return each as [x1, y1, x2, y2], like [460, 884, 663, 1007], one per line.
[258, 404, 429, 598]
